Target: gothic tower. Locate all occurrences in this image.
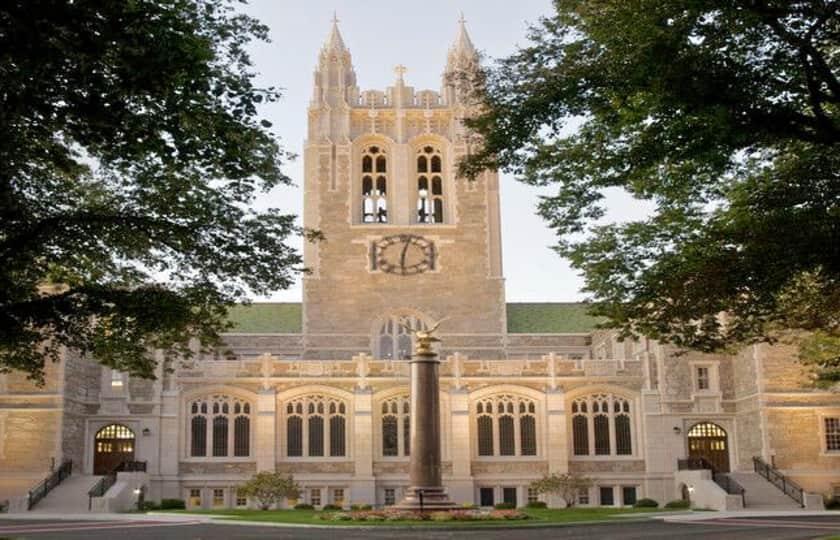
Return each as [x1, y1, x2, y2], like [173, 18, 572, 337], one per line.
[302, 16, 506, 360]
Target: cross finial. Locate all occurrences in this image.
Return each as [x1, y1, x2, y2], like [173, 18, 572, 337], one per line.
[394, 64, 407, 80]
[331, 11, 339, 25]
[458, 11, 466, 25]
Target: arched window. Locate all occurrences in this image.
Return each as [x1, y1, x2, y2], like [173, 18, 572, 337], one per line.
[376, 315, 428, 360]
[361, 145, 388, 223]
[380, 395, 410, 457]
[284, 395, 347, 457]
[416, 146, 445, 223]
[570, 394, 633, 457]
[189, 395, 252, 458]
[475, 395, 538, 457]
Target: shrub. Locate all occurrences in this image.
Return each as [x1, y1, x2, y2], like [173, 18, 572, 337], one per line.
[530, 472, 593, 508]
[322, 504, 342, 511]
[493, 502, 516, 510]
[633, 498, 659, 508]
[664, 499, 691, 509]
[350, 504, 372, 511]
[430, 511, 454, 521]
[525, 501, 547, 509]
[159, 499, 186, 510]
[825, 497, 840, 510]
[294, 503, 315, 510]
[238, 473, 301, 511]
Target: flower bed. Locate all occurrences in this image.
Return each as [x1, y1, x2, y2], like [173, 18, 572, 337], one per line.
[318, 508, 529, 522]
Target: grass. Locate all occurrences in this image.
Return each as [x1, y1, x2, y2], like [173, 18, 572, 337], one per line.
[159, 506, 677, 527]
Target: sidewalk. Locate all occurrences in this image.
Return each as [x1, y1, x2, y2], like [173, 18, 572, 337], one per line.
[658, 509, 836, 522]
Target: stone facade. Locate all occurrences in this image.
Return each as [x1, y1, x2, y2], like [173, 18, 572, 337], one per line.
[1, 16, 839, 511]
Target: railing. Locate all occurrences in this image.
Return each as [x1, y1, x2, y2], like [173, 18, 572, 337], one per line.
[713, 472, 746, 507]
[753, 456, 804, 507]
[28, 460, 73, 510]
[88, 460, 147, 510]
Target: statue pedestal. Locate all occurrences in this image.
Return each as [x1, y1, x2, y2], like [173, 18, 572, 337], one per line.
[394, 350, 457, 511]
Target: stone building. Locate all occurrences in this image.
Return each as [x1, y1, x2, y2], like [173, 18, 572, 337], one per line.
[1, 17, 839, 512]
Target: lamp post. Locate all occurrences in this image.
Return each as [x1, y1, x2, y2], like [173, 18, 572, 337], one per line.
[395, 320, 456, 511]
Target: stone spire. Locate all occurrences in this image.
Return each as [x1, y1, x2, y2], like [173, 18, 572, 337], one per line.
[443, 13, 479, 106]
[446, 12, 477, 72]
[322, 11, 347, 53]
[312, 12, 357, 110]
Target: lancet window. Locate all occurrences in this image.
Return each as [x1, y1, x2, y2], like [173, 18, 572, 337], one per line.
[380, 395, 411, 457]
[475, 394, 537, 457]
[571, 394, 633, 457]
[285, 395, 347, 457]
[376, 315, 428, 360]
[189, 395, 252, 458]
[416, 146, 444, 224]
[361, 146, 388, 223]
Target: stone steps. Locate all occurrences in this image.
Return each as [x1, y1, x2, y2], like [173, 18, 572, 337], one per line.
[28, 474, 102, 513]
[728, 472, 803, 509]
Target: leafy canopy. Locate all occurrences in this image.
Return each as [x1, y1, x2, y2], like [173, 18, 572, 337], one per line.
[530, 473, 593, 508]
[238, 472, 301, 510]
[0, 1, 302, 381]
[463, 0, 840, 384]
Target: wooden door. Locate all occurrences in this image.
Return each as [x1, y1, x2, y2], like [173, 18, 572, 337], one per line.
[93, 424, 135, 475]
[687, 422, 730, 473]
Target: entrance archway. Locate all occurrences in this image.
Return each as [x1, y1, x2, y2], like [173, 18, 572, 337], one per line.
[93, 424, 135, 474]
[687, 422, 729, 473]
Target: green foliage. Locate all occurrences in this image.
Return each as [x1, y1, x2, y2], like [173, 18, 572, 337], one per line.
[159, 498, 186, 510]
[237, 473, 301, 511]
[463, 0, 840, 385]
[322, 504, 342, 511]
[350, 504, 373, 511]
[294, 503, 315, 510]
[530, 473, 593, 508]
[0, 1, 303, 381]
[664, 500, 691, 509]
[825, 496, 840, 510]
[633, 498, 659, 508]
[493, 502, 516, 510]
[525, 500, 547, 509]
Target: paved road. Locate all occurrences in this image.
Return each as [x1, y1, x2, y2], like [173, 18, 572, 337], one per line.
[0, 516, 838, 540]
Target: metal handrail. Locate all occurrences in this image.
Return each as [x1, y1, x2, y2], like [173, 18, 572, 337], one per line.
[27, 460, 73, 510]
[713, 472, 746, 507]
[752, 456, 804, 507]
[88, 460, 148, 510]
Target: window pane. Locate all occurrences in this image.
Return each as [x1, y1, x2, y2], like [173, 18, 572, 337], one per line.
[520, 415, 537, 456]
[403, 415, 411, 456]
[499, 416, 515, 456]
[234, 416, 250, 457]
[622, 486, 637, 506]
[477, 416, 494, 456]
[572, 415, 589, 455]
[480, 487, 494, 507]
[191, 416, 207, 457]
[599, 486, 614, 506]
[615, 415, 632, 455]
[594, 415, 610, 455]
[826, 418, 840, 451]
[212, 416, 228, 457]
[308, 416, 324, 457]
[330, 415, 346, 457]
[502, 487, 517, 506]
[287, 416, 303, 457]
[382, 416, 398, 456]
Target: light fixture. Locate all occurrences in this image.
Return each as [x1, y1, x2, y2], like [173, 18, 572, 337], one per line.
[687, 485, 695, 494]
[133, 488, 142, 495]
[142, 428, 151, 436]
[673, 426, 682, 435]
[418, 189, 428, 198]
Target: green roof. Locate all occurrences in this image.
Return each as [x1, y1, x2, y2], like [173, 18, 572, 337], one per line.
[506, 303, 603, 333]
[226, 303, 302, 333]
[225, 302, 601, 334]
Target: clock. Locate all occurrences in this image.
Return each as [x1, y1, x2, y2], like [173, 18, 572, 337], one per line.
[374, 234, 435, 275]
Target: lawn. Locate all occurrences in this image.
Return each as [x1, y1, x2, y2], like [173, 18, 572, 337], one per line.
[160, 506, 679, 527]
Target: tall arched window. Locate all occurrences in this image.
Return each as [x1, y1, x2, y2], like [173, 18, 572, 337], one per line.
[285, 395, 347, 457]
[361, 145, 388, 223]
[571, 394, 633, 457]
[475, 395, 537, 457]
[380, 395, 410, 457]
[189, 395, 252, 458]
[376, 315, 428, 360]
[416, 146, 444, 223]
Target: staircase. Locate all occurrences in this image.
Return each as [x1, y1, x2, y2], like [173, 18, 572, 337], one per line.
[727, 472, 804, 510]
[27, 474, 102, 513]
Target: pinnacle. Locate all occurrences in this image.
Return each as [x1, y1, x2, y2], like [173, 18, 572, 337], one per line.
[323, 11, 346, 52]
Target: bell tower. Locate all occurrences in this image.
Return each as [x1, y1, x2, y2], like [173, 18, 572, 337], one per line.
[302, 16, 507, 360]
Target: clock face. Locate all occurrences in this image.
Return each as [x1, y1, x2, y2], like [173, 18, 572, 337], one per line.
[375, 235, 435, 275]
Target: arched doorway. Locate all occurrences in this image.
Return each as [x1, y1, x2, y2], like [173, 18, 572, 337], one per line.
[93, 424, 135, 474]
[687, 422, 729, 473]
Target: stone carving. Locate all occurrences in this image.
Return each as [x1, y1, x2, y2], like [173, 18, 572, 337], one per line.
[471, 461, 548, 475]
[275, 462, 355, 474]
[569, 460, 645, 473]
[354, 353, 372, 390]
[179, 462, 257, 474]
[259, 353, 274, 390]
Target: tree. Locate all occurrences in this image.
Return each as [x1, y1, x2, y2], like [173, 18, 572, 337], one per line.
[0, 1, 303, 382]
[530, 473, 592, 508]
[462, 0, 840, 385]
[237, 472, 301, 510]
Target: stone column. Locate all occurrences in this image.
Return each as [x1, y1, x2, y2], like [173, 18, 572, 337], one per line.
[396, 347, 456, 510]
[352, 388, 376, 504]
[255, 388, 276, 472]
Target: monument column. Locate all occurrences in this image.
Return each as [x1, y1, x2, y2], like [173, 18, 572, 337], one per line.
[396, 328, 456, 510]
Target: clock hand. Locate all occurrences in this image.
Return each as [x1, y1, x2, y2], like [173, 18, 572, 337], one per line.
[399, 238, 411, 270]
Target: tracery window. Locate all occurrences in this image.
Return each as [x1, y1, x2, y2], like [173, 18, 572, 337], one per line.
[285, 395, 347, 457]
[380, 395, 411, 457]
[361, 145, 388, 223]
[475, 394, 538, 457]
[571, 394, 633, 457]
[376, 315, 428, 360]
[416, 146, 444, 224]
[189, 395, 252, 458]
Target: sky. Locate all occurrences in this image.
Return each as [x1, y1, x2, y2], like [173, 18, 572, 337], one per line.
[238, 0, 651, 302]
